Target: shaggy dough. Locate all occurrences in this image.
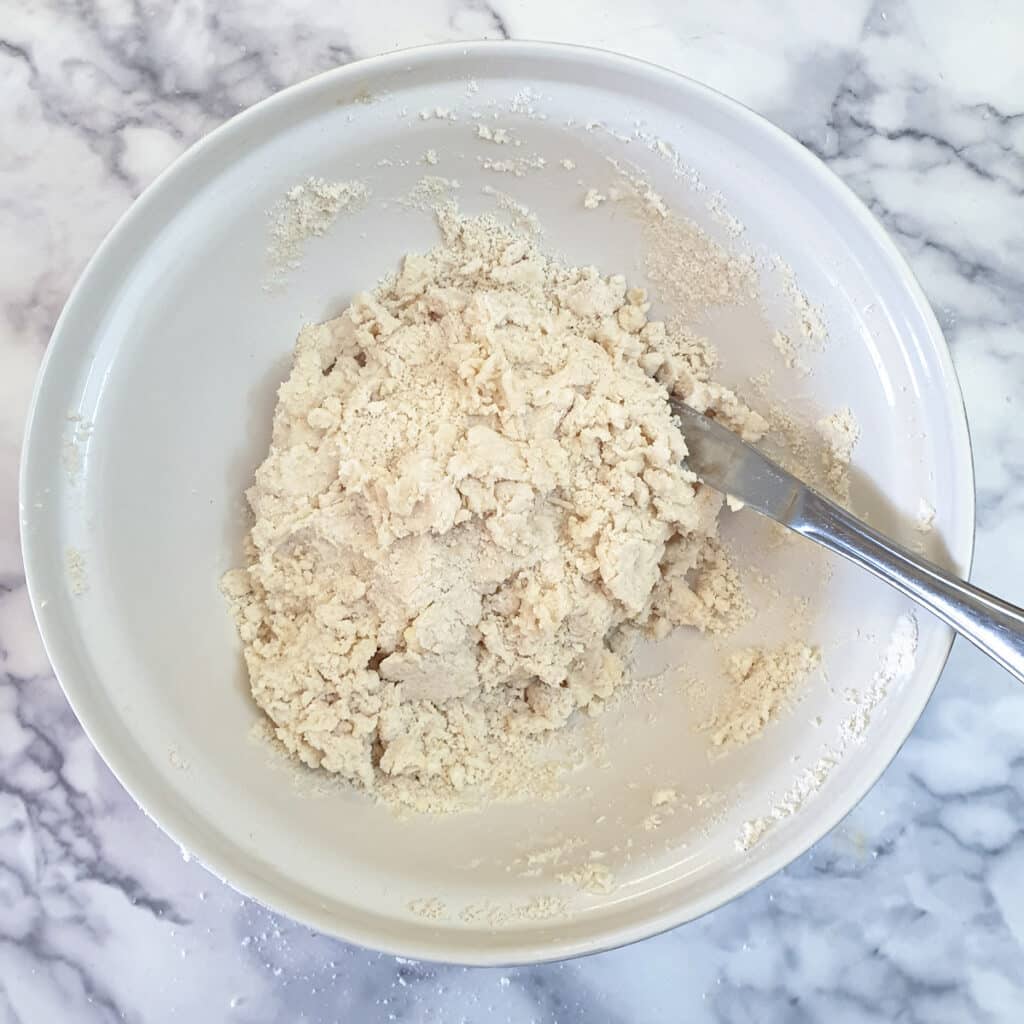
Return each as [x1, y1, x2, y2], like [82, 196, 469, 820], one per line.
[224, 207, 766, 809]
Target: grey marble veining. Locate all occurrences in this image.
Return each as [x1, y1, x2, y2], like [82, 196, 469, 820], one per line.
[2, 1, 1023, 1020]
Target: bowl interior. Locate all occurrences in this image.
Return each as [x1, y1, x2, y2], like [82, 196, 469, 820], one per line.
[21, 44, 973, 963]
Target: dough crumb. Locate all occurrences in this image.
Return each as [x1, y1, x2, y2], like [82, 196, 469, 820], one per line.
[419, 106, 456, 121]
[557, 861, 615, 894]
[408, 897, 447, 920]
[737, 614, 917, 850]
[476, 124, 514, 145]
[771, 329, 805, 372]
[460, 896, 567, 926]
[703, 642, 821, 747]
[817, 407, 860, 502]
[915, 499, 936, 533]
[66, 547, 88, 596]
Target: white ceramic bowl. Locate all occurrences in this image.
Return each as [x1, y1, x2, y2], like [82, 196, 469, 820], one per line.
[20, 42, 974, 964]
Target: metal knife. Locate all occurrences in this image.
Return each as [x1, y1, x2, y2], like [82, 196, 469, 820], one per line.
[671, 399, 1024, 685]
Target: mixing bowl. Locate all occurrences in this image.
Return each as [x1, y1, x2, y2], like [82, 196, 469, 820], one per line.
[20, 41, 974, 963]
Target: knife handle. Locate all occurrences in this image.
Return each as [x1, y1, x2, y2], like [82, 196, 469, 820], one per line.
[792, 490, 1024, 684]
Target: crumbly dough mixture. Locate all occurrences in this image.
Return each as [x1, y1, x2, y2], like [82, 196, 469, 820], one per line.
[702, 641, 820, 747]
[225, 206, 767, 810]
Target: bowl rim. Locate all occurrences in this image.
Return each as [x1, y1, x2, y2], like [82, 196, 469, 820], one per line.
[19, 39, 976, 966]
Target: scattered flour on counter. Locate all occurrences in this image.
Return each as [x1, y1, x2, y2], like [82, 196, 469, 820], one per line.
[267, 178, 368, 285]
[583, 188, 607, 209]
[224, 202, 769, 813]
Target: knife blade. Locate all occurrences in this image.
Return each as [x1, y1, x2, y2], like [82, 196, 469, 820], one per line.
[669, 398, 805, 525]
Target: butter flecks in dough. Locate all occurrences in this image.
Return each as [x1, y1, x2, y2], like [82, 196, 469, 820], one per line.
[224, 207, 767, 811]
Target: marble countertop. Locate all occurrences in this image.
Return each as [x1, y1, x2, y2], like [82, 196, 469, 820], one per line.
[3, 1, 1024, 1020]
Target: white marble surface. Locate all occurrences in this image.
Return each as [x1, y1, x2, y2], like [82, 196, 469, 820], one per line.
[2, 0, 1024, 1019]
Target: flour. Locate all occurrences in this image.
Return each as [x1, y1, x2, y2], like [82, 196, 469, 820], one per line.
[736, 614, 918, 850]
[651, 787, 678, 807]
[459, 896, 567, 926]
[736, 754, 837, 850]
[408, 897, 447, 920]
[399, 175, 461, 211]
[557, 861, 615, 894]
[770, 330, 807, 374]
[418, 107, 457, 121]
[479, 154, 547, 176]
[65, 546, 88, 596]
[817, 407, 860, 502]
[635, 189, 758, 320]
[266, 177, 368, 284]
[480, 185, 541, 234]
[702, 642, 820, 747]
[643, 787, 679, 831]
[775, 258, 827, 346]
[523, 837, 585, 868]
[476, 124, 516, 145]
[225, 204, 767, 812]
[839, 613, 918, 744]
[915, 498, 936, 533]
[62, 412, 93, 483]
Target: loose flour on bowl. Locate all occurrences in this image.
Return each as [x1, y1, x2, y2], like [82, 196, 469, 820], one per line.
[223, 202, 771, 812]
